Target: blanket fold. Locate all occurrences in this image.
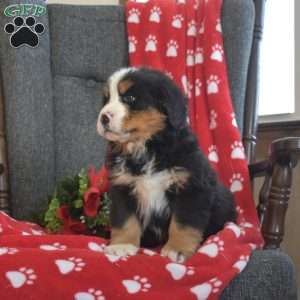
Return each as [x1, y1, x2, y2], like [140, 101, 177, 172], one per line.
[0, 1, 263, 299]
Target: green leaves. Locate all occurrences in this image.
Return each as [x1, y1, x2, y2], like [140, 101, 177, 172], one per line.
[44, 196, 63, 233]
[43, 168, 111, 237]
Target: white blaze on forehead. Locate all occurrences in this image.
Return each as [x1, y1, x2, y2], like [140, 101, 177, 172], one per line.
[100, 68, 135, 133]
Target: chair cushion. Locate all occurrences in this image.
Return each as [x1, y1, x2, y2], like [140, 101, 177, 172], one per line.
[221, 250, 298, 300]
[48, 4, 128, 82]
[0, 0, 55, 219]
[221, 0, 255, 132]
[53, 75, 107, 180]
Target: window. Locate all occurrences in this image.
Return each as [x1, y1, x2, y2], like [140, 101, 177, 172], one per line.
[259, 0, 296, 121]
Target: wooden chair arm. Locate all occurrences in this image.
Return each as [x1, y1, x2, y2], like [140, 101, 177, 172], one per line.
[254, 137, 300, 249]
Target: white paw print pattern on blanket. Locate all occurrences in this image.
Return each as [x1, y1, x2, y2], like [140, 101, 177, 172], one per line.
[145, 35, 158, 52]
[55, 257, 86, 274]
[128, 36, 137, 53]
[206, 75, 220, 94]
[191, 277, 223, 300]
[122, 275, 152, 294]
[149, 6, 161, 23]
[198, 236, 225, 258]
[0, 247, 18, 256]
[166, 263, 195, 280]
[166, 40, 179, 57]
[208, 145, 219, 163]
[6, 267, 37, 288]
[231, 141, 246, 159]
[40, 242, 67, 251]
[74, 288, 105, 300]
[172, 14, 184, 28]
[127, 8, 141, 24]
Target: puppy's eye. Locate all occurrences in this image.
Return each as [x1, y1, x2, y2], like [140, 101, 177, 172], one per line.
[122, 95, 136, 104]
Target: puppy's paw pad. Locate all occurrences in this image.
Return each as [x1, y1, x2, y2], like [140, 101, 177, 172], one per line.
[161, 246, 189, 263]
[104, 244, 138, 257]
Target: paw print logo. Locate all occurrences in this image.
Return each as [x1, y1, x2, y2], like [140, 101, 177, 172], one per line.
[209, 110, 218, 129]
[74, 288, 105, 300]
[122, 276, 152, 294]
[186, 49, 195, 66]
[0, 247, 18, 256]
[230, 173, 244, 193]
[166, 263, 195, 280]
[198, 236, 224, 258]
[210, 44, 224, 62]
[231, 141, 245, 159]
[55, 257, 86, 275]
[195, 79, 202, 96]
[207, 75, 220, 94]
[6, 267, 37, 288]
[172, 14, 184, 28]
[145, 35, 158, 52]
[195, 47, 204, 64]
[128, 8, 141, 24]
[216, 18, 222, 32]
[149, 6, 161, 23]
[128, 36, 137, 53]
[166, 40, 179, 57]
[39, 242, 67, 251]
[187, 20, 197, 36]
[231, 112, 238, 127]
[208, 145, 219, 163]
[233, 255, 249, 272]
[191, 277, 223, 299]
[4, 16, 45, 48]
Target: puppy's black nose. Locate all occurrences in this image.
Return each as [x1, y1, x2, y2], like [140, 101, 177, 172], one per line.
[101, 114, 110, 127]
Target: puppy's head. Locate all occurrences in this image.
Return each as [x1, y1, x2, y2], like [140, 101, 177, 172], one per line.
[97, 67, 187, 143]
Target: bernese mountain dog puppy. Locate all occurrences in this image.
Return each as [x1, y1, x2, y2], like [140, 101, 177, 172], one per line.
[97, 67, 236, 262]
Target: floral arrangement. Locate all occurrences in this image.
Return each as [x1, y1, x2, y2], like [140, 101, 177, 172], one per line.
[44, 166, 111, 238]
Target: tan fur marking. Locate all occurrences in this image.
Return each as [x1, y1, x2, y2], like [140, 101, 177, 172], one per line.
[170, 168, 190, 189]
[110, 215, 141, 247]
[123, 109, 166, 142]
[118, 79, 134, 95]
[164, 217, 202, 259]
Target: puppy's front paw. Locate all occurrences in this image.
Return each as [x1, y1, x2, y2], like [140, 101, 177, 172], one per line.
[161, 244, 193, 263]
[104, 243, 139, 257]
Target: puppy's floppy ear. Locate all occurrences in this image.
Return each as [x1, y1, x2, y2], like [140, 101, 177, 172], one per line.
[160, 80, 188, 129]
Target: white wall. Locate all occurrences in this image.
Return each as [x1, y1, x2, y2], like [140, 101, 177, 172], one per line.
[259, 0, 299, 123]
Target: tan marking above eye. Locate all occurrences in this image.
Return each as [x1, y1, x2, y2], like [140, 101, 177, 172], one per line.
[118, 79, 134, 95]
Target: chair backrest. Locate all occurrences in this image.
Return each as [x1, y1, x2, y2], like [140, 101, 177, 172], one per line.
[0, 0, 261, 219]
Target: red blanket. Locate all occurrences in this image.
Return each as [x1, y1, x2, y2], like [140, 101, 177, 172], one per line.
[0, 1, 263, 299]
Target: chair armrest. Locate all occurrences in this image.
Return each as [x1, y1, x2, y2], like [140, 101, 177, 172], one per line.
[256, 137, 300, 249]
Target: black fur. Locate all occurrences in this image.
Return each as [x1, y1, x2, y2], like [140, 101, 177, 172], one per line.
[105, 68, 236, 248]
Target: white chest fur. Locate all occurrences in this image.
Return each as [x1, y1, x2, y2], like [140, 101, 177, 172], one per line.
[111, 159, 189, 228]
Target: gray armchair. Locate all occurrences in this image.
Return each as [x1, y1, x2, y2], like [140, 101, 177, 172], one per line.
[0, 0, 297, 298]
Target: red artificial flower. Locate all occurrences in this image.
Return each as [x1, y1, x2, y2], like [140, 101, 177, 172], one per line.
[56, 205, 70, 221]
[56, 206, 87, 234]
[83, 187, 101, 217]
[88, 166, 110, 194]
